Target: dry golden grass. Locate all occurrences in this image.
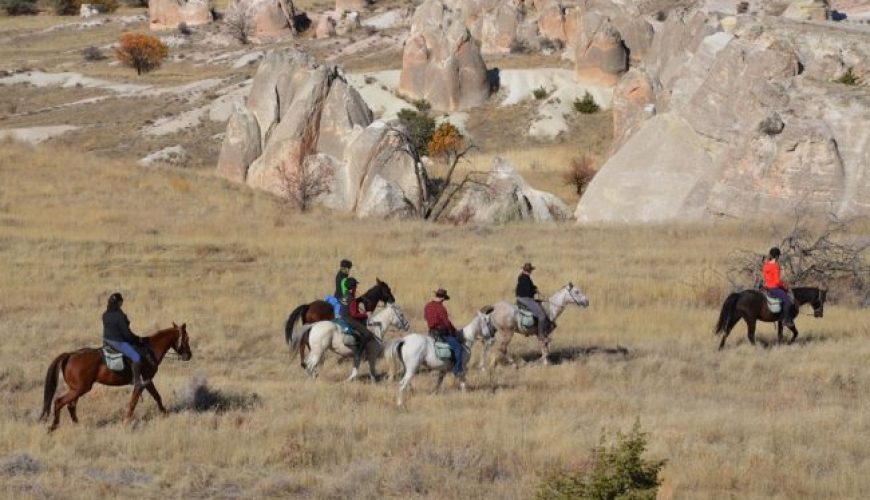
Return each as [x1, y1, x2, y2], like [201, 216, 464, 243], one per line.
[1, 142, 868, 499]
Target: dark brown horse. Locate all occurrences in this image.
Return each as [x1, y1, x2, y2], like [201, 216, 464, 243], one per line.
[40, 323, 192, 431]
[714, 287, 827, 349]
[284, 278, 395, 366]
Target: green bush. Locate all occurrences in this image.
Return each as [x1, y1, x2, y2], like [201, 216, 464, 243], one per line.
[1, 0, 39, 15]
[412, 98, 431, 113]
[573, 91, 600, 114]
[836, 67, 860, 86]
[53, 0, 80, 15]
[532, 86, 549, 100]
[535, 421, 666, 500]
[397, 107, 436, 158]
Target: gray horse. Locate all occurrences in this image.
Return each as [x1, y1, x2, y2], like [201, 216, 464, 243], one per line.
[482, 283, 589, 367]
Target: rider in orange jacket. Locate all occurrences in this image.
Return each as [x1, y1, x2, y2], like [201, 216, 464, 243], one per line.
[762, 247, 794, 327]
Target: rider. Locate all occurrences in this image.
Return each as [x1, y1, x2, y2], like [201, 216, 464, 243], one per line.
[763, 247, 794, 327]
[516, 262, 551, 339]
[424, 288, 463, 377]
[335, 259, 352, 299]
[341, 277, 372, 354]
[102, 293, 149, 389]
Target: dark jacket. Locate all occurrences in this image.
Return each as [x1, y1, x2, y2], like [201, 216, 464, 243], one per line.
[102, 309, 139, 344]
[516, 273, 538, 298]
[334, 270, 349, 298]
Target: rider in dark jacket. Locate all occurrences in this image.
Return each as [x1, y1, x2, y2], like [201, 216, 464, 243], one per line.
[516, 262, 550, 338]
[340, 278, 372, 360]
[102, 293, 148, 389]
[335, 259, 352, 299]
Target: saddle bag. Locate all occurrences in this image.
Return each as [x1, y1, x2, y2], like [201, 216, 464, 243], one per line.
[101, 344, 126, 372]
[762, 292, 783, 314]
[434, 342, 453, 361]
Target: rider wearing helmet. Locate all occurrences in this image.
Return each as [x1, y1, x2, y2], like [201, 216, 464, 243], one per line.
[424, 288, 463, 377]
[335, 259, 353, 299]
[102, 293, 149, 389]
[516, 262, 551, 339]
[763, 247, 794, 327]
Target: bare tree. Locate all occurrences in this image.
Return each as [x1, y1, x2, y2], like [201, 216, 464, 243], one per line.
[276, 160, 335, 212]
[225, 8, 254, 45]
[727, 215, 868, 296]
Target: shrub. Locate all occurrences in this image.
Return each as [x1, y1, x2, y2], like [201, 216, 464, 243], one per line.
[737, 1, 749, 14]
[82, 46, 106, 61]
[427, 122, 465, 160]
[115, 33, 169, 75]
[225, 8, 254, 45]
[90, 0, 118, 12]
[562, 156, 596, 196]
[1, 0, 39, 15]
[397, 108, 436, 158]
[52, 0, 80, 15]
[535, 421, 665, 500]
[412, 98, 431, 113]
[573, 91, 599, 114]
[532, 86, 550, 100]
[836, 67, 860, 86]
[277, 160, 335, 212]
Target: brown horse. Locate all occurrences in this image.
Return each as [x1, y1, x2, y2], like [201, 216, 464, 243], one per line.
[284, 278, 396, 367]
[714, 287, 827, 349]
[40, 323, 192, 431]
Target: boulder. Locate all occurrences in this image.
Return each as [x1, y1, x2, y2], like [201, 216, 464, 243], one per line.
[537, 1, 568, 44]
[149, 0, 212, 31]
[336, 0, 371, 14]
[575, 10, 870, 222]
[782, 0, 830, 20]
[449, 158, 571, 223]
[314, 14, 336, 39]
[228, 0, 297, 41]
[399, 0, 490, 111]
[217, 49, 429, 218]
[573, 14, 628, 86]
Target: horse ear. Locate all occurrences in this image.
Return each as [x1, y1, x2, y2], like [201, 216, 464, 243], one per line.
[377, 277, 382, 284]
[181, 322, 186, 330]
[173, 322, 178, 328]
[569, 282, 574, 289]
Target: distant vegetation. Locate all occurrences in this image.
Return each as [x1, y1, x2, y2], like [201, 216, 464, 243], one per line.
[397, 107, 436, 158]
[52, 0, 80, 15]
[562, 156, 596, 196]
[573, 91, 600, 114]
[1, 0, 38, 15]
[536, 421, 666, 500]
[115, 33, 169, 75]
[532, 86, 550, 100]
[836, 67, 860, 86]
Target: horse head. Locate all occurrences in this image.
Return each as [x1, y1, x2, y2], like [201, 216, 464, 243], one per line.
[376, 278, 396, 304]
[388, 303, 410, 331]
[566, 282, 590, 308]
[171, 322, 193, 360]
[477, 311, 496, 343]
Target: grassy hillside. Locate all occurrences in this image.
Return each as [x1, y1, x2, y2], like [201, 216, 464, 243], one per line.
[1, 142, 868, 498]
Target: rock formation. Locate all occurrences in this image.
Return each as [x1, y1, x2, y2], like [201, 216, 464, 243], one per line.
[575, 10, 870, 222]
[227, 0, 297, 41]
[149, 0, 212, 31]
[399, 0, 490, 111]
[782, 0, 831, 20]
[336, 0, 371, 14]
[217, 49, 429, 218]
[573, 14, 628, 86]
[449, 158, 571, 223]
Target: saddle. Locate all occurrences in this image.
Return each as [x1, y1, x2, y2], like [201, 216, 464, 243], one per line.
[101, 344, 127, 372]
[515, 301, 538, 331]
[434, 342, 453, 361]
[332, 318, 360, 348]
[761, 290, 783, 314]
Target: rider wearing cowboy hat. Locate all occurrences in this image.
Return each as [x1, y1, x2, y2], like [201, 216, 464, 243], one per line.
[516, 262, 551, 339]
[424, 288, 464, 377]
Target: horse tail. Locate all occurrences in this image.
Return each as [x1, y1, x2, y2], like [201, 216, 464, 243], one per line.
[285, 304, 309, 346]
[384, 339, 405, 379]
[40, 352, 71, 421]
[715, 293, 740, 335]
[290, 324, 313, 369]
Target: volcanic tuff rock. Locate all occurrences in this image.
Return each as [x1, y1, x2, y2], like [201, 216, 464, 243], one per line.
[573, 13, 628, 86]
[227, 0, 297, 41]
[449, 158, 571, 223]
[575, 10, 870, 222]
[149, 0, 212, 31]
[217, 50, 428, 217]
[399, 0, 490, 111]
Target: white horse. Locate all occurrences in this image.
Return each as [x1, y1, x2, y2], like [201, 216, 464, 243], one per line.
[483, 282, 589, 368]
[384, 311, 495, 407]
[302, 303, 410, 382]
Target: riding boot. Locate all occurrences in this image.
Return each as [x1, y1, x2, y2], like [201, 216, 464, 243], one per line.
[130, 362, 148, 389]
[783, 306, 795, 328]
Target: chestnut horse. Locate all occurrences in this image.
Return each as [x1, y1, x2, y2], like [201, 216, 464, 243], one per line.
[714, 287, 827, 349]
[284, 278, 395, 366]
[40, 323, 192, 431]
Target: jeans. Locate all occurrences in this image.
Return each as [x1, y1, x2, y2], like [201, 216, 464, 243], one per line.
[517, 297, 550, 338]
[105, 339, 142, 363]
[443, 335, 464, 376]
[324, 295, 341, 317]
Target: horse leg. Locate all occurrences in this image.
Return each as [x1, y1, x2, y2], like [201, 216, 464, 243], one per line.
[539, 335, 551, 366]
[397, 361, 416, 407]
[66, 385, 92, 423]
[50, 389, 80, 431]
[145, 382, 167, 414]
[125, 387, 145, 422]
[776, 321, 784, 344]
[366, 348, 378, 383]
[719, 314, 741, 350]
[433, 371, 446, 394]
[346, 350, 362, 382]
[787, 322, 799, 344]
[747, 319, 757, 346]
[479, 341, 491, 372]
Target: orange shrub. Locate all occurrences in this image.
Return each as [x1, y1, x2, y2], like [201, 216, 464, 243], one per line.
[562, 156, 596, 196]
[427, 122, 465, 160]
[115, 33, 169, 75]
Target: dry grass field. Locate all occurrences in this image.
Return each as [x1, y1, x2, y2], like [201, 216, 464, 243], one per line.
[1, 142, 869, 499]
